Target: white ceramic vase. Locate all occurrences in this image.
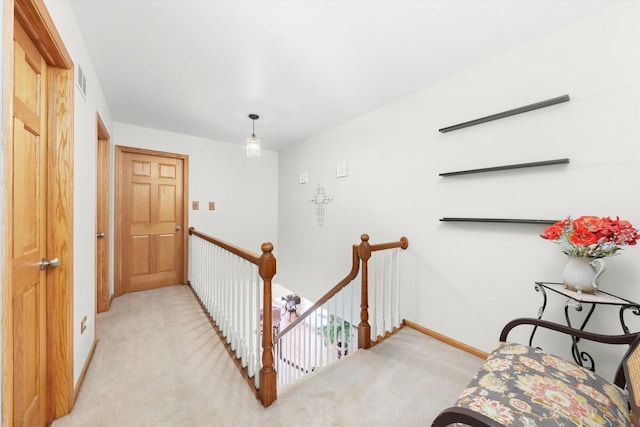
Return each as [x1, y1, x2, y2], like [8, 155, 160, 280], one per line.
[562, 256, 606, 293]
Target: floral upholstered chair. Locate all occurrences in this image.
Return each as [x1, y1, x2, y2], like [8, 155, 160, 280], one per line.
[432, 318, 640, 427]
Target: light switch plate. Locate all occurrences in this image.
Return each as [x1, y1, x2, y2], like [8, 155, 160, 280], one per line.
[336, 163, 348, 178]
[298, 171, 308, 184]
[209, 202, 215, 210]
[192, 201, 199, 210]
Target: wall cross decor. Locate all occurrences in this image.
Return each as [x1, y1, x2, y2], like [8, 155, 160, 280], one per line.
[310, 183, 332, 227]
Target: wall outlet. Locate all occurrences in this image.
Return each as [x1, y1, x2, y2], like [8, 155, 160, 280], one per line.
[192, 201, 199, 210]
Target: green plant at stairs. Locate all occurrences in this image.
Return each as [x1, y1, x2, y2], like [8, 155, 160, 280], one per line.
[318, 314, 353, 358]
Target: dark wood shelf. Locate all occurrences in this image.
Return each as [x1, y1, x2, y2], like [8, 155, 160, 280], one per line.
[439, 158, 569, 177]
[438, 94, 570, 133]
[440, 218, 558, 225]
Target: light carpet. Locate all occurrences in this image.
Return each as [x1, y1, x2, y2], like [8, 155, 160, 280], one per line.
[52, 285, 484, 427]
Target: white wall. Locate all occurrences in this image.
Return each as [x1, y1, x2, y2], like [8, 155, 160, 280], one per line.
[277, 3, 640, 378]
[43, 0, 114, 387]
[113, 123, 279, 253]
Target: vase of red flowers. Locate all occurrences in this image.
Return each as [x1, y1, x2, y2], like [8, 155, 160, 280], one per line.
[562, 256, 606, 293]
[541, 216, 639, 293]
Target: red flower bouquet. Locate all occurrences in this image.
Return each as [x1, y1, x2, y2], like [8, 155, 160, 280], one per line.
[541, 216, 639, 258]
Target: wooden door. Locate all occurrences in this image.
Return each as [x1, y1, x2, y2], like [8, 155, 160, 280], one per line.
[116, 147, 187, 294]
[3, 1, 74, 424]
[96, 116, 110, 312]
[11, 17, 48, 427]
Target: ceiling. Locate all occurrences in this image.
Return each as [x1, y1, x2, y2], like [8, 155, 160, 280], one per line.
[68, 0, 612, 152]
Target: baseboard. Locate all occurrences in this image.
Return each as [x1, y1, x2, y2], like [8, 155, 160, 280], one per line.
[403, 319, 489, 360]
[73, 338, 98, 403]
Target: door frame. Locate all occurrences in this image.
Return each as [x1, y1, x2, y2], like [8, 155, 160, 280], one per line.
[114, 145, 189, 297]
[96, 114, 110, 313]
[2, 0, 75, 424]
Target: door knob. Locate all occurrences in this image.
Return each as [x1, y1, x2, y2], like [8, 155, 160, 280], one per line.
[175, 225, 181, 231]
[97, 232, 105, 238]
[40, 257, 60, 270]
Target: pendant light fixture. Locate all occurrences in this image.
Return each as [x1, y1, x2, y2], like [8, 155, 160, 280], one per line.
[246, 114, 261, 157]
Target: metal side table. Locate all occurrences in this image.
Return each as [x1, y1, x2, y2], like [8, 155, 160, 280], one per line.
[530, 281, 640, 372]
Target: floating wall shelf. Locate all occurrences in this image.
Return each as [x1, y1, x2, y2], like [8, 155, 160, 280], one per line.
[439, 158, 570, 177]
[440, 218, 558, 225]
[438, 94, 570, 133]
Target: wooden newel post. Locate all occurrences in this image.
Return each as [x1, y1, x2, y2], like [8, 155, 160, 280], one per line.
[358, 234, 372, 349]
[258, 242, 277, 407]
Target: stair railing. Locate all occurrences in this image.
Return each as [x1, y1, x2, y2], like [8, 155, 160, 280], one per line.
[359, 234, 410, 347]
[188, 229, 408, 405]
[188, 228, 277, 406]
[275, 234, 409, 390]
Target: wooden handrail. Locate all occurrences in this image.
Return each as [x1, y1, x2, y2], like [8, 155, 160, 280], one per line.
[368, 236, 409, 252]
[189, 227, 261, 264]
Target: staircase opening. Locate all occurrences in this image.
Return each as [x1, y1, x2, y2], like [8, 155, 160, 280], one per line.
[187, 228, 408, 406]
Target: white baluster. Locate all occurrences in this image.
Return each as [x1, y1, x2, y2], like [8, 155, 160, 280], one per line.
[382, 250, 393, 334]
[221, 248, 226, 321]
[233, 257, 239, 352]
[225, 251, 231, 339]
[214, 246, 220, 319]
[252, 266, 257, 379]
[336, 292, 344, 356]
[349, 279, 354, 355]
[276, 334, 281, 387]
[324, 302, 330, 368]
[214, 244, 219, 315]
[248, 261, 253, 367]
[313, 309, 318, 373]
[371, 254, 377, 341]
[304, 316, 309, 374]
[287, 319, 292, 385]
[245, 261, 250, 367]
[239, 262, 246, 367]
[333, 298, 338, 364]
[394, 248, 401, 329]
[231, 256, 236, 347]
[206, 240, 211, 313]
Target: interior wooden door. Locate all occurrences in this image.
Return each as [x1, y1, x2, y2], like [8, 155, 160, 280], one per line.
[96, 116, 110, 312]
[3, 1, 74, 423]
[117, 147, 187, 294]
[11, 17, 48, 427]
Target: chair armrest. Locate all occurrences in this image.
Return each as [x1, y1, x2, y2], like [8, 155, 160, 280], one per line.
[500, 317, 638, 345]
[431, 406, 504, 427]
